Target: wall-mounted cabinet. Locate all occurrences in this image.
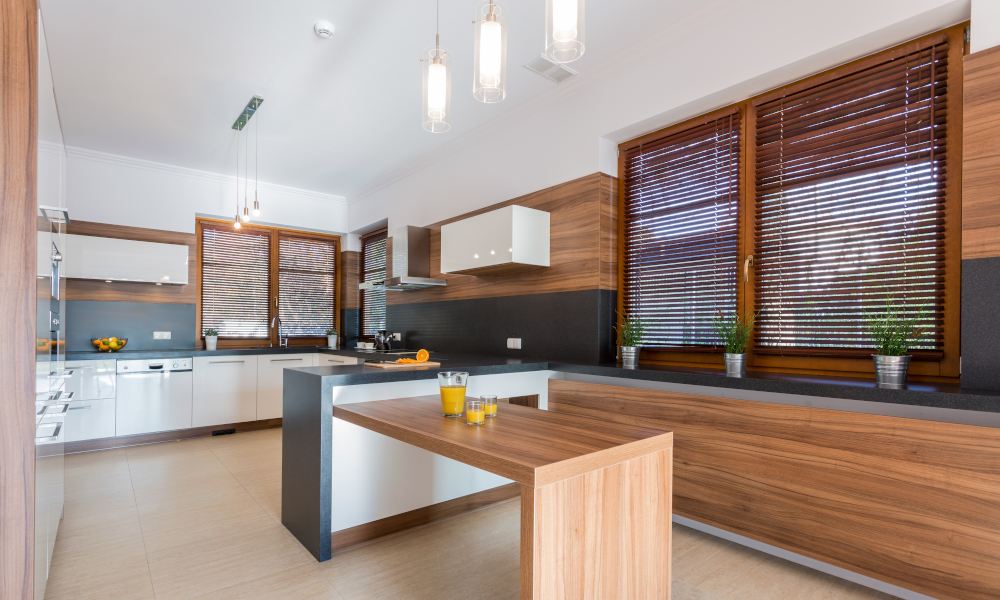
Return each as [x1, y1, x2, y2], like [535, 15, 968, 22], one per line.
[37, 233, 189, 284]
[440, 205, 549, 275]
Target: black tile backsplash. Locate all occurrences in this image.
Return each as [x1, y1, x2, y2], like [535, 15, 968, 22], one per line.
[65, 301, 196, 352]
[387, 289, 616, 364]
[962, 257, 1000, 391]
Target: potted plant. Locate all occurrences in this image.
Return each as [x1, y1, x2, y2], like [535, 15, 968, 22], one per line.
[615, 312, 645, 368]
[865, 299, 922, 387]
[712, 311, 756, 377]
[203, 328, 219, 351]
[325, 327, 339, 349]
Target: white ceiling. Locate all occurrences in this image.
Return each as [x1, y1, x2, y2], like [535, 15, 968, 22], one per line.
[40, 0, 709, 199]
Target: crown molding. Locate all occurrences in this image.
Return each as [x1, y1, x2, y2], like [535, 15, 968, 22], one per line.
[65, 145, 348, 205]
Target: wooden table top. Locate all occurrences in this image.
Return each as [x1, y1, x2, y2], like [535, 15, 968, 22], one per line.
[332, 396, 673, 487]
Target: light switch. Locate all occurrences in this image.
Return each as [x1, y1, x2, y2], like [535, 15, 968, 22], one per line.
[392, 333, 402, 341]
[507, 338, 521, 350]
[153, 331, 171, 340]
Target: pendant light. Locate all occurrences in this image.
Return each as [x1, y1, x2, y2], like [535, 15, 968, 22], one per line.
[234, 128, 242, 229]
[422, 0, 451, 133]
[545, 0, 584, 63]
[473, 0, 506, 103]
[230, 95, 264, 228]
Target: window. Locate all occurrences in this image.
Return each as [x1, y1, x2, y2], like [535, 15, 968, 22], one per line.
[197, 219, 340, 347]
[360, 228, 387, 337]
[618, 26, 963, 378]
[621, 109, 741, 349]
[753, 38, 949, 359]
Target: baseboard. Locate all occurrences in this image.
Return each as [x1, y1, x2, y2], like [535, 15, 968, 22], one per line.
[330, 482, 521, 554]
[64, 418, 283, 454]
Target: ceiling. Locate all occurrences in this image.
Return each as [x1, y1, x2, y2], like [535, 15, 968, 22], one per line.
[40, 0, 710, 200]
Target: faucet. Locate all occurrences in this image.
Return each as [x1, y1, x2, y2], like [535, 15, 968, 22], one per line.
[271, 316, 288, 347]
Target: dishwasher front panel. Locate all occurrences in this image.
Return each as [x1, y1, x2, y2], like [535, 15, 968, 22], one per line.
[116, 370, 194, 436]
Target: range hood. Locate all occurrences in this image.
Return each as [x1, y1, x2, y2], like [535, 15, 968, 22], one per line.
[359, 226, 446, 291]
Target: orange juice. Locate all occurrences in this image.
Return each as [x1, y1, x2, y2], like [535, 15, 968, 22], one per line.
[485, 403, 497, 417]
[466, 409, 485, 424]
[440, 385, 466, 416]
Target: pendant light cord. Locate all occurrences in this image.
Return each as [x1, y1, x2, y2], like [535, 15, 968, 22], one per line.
[435, 0, 440, 50]
[244, 123, 249, 210]
[255, 105, 258, 199]
[235, 128, 240, 215]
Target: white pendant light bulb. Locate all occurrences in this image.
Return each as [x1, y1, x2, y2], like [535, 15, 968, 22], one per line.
[422, 0, 451, 132]
[473, 1, 507, 103]
[234, 214, 242, 229]
[545, 0, 584, 63]
[242, 206, 251, 222]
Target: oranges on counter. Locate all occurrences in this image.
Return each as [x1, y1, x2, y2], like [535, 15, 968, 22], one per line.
[92, 337, 128, 352]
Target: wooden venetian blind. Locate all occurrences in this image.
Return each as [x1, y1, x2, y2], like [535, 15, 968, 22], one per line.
[622, 111, 741, 348]
[278, 235, 337, 336]
[201, 225, 271, 338]
[361, 230, 387, 336]
[754, 39, 948, 356]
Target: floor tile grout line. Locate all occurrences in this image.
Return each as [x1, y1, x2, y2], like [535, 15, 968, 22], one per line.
[123, 444, 163, 600]
[200, 432, 283, 527]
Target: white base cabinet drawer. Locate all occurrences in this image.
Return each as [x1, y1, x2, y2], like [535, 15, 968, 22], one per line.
[256, 354, 317, 420]
[192, 357, 258, 427]
[317, 355, 362, 366]
[64, 398, 116, 442]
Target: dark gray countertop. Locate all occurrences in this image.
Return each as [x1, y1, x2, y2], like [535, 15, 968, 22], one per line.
[59, 347, 1000, 414]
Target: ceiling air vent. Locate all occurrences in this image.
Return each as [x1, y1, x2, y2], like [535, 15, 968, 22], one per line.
[524, 54, 578, 83]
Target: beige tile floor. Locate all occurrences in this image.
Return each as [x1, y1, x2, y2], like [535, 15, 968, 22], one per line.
[46, 428, 901, 600]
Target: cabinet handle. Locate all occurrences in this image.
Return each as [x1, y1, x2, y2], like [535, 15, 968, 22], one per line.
[68, 405, 93, 411]
[270, 358, 304, 362]
[208, 360, 246, 364]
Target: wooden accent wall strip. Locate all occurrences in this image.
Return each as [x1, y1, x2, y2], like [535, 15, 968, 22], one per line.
[340, 250, 359, 310]
[331, 482, 520, 554]
[547, 379, 1000, 600]
[0, 1, 38, 597]
[962, 44, 1000, 260]
[65, 220, 198, 304]
[387, 172, 617, 306]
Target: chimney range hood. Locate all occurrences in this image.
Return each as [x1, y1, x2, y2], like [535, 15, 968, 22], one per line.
[359, 226, 446, 291]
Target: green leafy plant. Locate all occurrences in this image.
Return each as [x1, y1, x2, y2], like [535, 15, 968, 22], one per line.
[712, 311, 756, 354]
[615, 311, 646, 347]
[325, 328, 338, 336]
[203, 328, 219, 337]
[864, 299, 922, 356]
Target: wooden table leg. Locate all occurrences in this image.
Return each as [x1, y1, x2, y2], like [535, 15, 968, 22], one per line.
[520, 448, 673, 600]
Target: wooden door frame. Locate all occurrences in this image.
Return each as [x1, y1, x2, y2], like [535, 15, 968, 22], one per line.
[0, 0, 39, 597]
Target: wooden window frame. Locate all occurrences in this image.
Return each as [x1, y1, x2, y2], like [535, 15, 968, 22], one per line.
[617, 24, 965, 381]
[359, 227, 388, 340]
[196, 217, 341, 349]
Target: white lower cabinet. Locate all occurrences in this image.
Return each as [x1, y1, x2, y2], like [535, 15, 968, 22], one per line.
[317, 354, 362, 367]
[65, 397, 116, 442]
[192, 357, 258, 427]
[256, 353, 317, 420]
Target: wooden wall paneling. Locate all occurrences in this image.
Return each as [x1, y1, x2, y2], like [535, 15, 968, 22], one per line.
[65, 221, 198, 304]
[386, 173, 606, 306]
[341, 250, 359, 310]
[547, 379, 1000, 600]
[0, 0, 38, 597]
[962, 44, 1000, 260]
[599, 173, 618, 291]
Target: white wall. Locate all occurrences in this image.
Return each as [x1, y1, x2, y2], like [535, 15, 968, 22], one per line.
[347, 0, 969, 233]
[972, 0, 1000, 52]
[66, 146, 348, 235]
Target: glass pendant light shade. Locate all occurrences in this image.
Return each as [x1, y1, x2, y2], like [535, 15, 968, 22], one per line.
[545, 0, 584, 63]
[473, 1, 507, 103]
[422, 45, 451, 133]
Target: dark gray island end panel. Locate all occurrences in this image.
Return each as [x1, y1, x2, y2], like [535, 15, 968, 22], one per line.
[962, 257, 1000, 391]
[281, 368, 332, 562]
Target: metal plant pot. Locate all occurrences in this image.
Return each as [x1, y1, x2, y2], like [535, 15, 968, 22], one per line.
[873, 354, 910, 388]
[725, 353, 747, 377]
[620, 346, 639, 368]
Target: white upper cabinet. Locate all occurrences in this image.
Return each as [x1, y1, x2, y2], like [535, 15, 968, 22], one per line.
[54, 234, 189, 284]
[440, 205, 549, 275]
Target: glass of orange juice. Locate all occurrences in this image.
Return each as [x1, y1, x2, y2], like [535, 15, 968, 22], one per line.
[466, 400, 485, 425]
[481, 395, 497, 418]
[437, 371, 468, 417]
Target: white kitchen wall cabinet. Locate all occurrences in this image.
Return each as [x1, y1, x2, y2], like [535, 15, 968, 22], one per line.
[317, 355, 363, 367]
[60, 233, 188, 284]
[256, 353, 318, 420]
[193, 357, 258, 427]
[64, 360, 116, 442]
[440, 205, 549, 275]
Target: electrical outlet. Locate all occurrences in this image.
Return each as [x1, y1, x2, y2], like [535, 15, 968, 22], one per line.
[507, 338, 522, 350]
[153, 331, 171, 340]
[392, 332, 402, 341]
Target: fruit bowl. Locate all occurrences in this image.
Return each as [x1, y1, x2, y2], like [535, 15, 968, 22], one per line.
[92, 337, 128, 352]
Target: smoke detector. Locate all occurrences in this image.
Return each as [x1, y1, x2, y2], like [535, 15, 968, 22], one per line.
[314, 21, 335, 39]
[524, 54, 578, 83]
